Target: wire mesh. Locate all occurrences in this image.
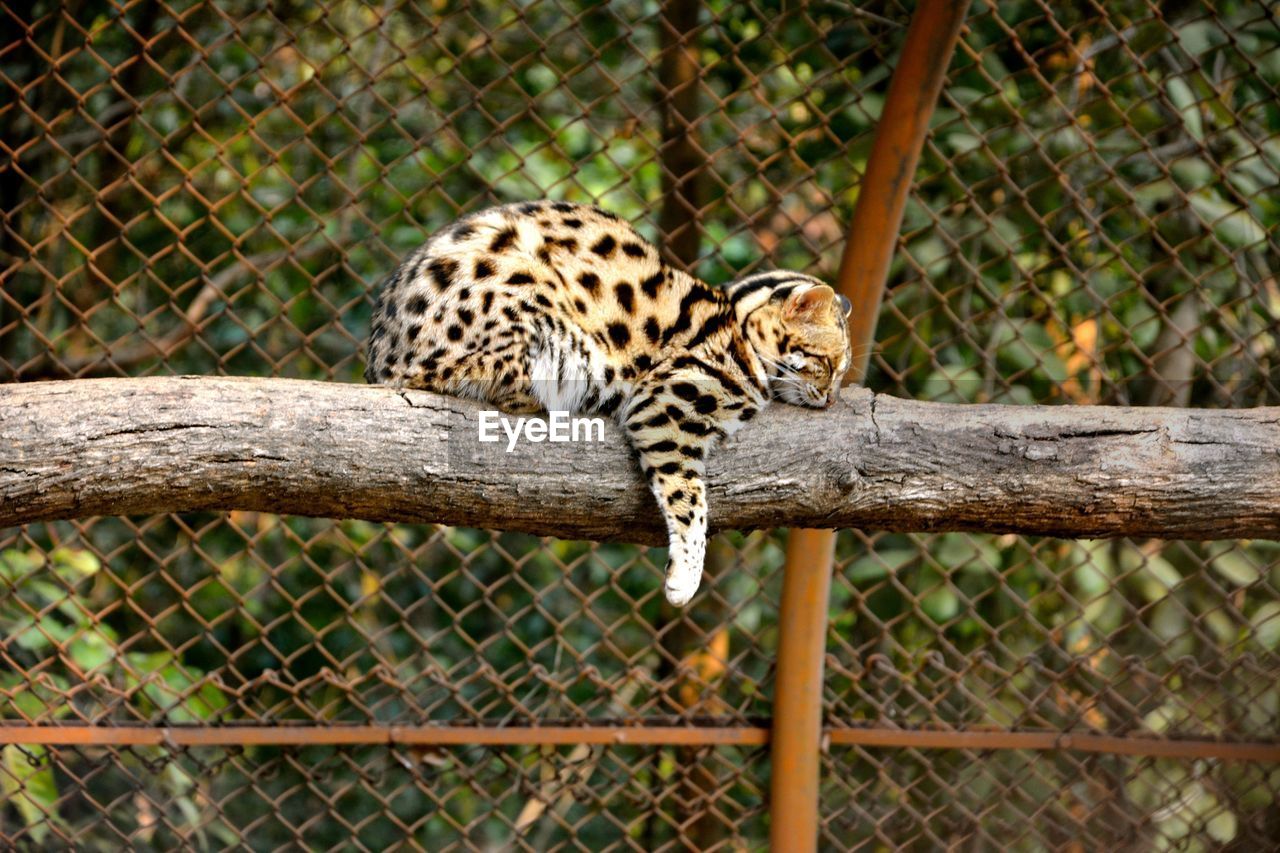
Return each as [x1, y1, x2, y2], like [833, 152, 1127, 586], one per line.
[1, 742, 771, 849]
[2, 0, 1278, 847]
[820, 748, 1280, 850]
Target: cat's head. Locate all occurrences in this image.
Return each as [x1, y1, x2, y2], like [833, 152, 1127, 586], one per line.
[731, 273, 854, 408]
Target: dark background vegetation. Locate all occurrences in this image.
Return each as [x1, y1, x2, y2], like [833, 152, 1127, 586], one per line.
[2, 0, 1278, 848]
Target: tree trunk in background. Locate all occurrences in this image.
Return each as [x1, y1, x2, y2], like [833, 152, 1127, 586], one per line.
[657, 0, 705, 274]
[81, 0, 160, 310]
[655, 0, 737, 840]
[655, 2, 728, 845]
[0, 0, 161, 380]
[0, 7, 73, 378]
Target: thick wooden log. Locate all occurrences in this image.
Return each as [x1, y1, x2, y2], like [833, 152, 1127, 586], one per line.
[2, 377, 1277, 541]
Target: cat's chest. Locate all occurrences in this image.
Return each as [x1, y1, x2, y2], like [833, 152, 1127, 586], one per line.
[527, 320, 619, 411]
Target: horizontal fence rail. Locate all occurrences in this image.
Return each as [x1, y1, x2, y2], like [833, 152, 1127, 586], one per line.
[4, 726, 1280, 762]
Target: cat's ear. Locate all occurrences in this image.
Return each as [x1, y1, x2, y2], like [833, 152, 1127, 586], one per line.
[783, 284, 837, 323]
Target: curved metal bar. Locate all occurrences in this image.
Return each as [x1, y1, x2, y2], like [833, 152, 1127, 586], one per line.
[769, 2, 973, 848]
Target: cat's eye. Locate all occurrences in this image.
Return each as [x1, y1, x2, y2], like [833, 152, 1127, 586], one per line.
[837, 294, 852, 316]
[783, 352, 807, 371]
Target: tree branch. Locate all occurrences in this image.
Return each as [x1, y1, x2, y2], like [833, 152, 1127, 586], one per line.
[2, 377, 1277, 541]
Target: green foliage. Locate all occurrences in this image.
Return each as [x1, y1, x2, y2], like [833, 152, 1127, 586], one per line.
[1, 0, 1278, 847]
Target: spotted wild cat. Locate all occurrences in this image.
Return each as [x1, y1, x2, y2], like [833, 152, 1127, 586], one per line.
[365, 201, 852, 605]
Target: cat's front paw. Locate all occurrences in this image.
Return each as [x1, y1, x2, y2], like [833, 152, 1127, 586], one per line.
[661, 529, 706, 606]
[662, 566, 702, 606]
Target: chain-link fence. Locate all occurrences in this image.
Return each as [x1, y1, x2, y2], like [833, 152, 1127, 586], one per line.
[3, 0, 1279, 848]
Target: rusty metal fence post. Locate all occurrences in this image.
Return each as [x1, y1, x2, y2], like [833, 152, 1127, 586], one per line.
[768, 2, 971, 847]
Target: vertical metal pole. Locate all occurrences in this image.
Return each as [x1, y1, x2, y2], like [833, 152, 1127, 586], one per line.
[768, 2, 971, 848]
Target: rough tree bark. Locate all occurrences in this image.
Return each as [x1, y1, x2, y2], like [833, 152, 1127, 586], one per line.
[2, 377, 1278, 540]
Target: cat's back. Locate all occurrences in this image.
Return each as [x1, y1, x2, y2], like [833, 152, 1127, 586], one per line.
[463, 200, 646, 256]
[396, 200, 654, 284]
[366, 201, 670, 386]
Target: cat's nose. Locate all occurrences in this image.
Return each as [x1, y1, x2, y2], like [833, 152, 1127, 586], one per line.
[823, 389, 838, 408]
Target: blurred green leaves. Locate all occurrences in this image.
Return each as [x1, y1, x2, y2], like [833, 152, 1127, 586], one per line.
[0, 0, 1277, 847]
